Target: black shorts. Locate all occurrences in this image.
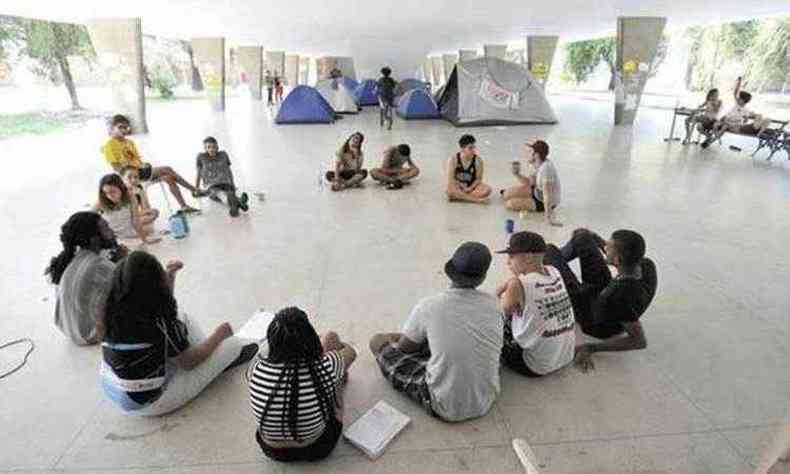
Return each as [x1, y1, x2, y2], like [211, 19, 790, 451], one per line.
[255, 416, 342, 462]
[697, 117, 716, 131]
[501, 320, 543, 378]
[325, 169, 368, 182]
[138, 163, 153, 181]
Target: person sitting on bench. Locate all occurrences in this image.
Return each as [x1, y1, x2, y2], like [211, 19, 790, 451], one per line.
[702, 77, 757, 149]
[683, 88, 721, 145]
[542, 229, 657, 372]
[370, 144, 420, 189]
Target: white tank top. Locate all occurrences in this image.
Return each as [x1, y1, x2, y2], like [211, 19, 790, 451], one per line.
[101, 206, 136, 239]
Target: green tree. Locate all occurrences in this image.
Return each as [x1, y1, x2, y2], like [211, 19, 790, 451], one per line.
[564, 37, 615, 89]
[684, 20, 759, 91]
[18, 19, 95, 109]
[0, 16, 22, 61]
[744, 18, 790, 93]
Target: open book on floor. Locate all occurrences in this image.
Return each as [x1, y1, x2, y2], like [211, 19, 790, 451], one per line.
[343, 401, 411, 460]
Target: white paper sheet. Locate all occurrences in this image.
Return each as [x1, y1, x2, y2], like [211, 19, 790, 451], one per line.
[344, 401, 410, 459]
[236, 310, 275, 341]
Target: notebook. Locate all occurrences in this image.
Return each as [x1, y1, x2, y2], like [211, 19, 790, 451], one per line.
[344, 401, 411, 460]
[236, 310, 274, 341]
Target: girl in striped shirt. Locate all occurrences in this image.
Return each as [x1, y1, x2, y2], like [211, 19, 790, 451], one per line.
[248, 307, 357, 462]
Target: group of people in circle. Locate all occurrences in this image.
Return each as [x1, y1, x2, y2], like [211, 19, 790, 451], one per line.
[45, 110, 658, 463]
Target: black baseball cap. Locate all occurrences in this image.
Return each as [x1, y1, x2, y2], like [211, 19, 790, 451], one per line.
[444, 242, 492, 288]
[496, 231, 547, 254]
[526, 140, 549, 158]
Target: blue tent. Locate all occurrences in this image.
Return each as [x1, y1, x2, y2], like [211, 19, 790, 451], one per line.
[354, 79, 379, 106]
[396, 88, 440, 120]
[275, 86, 335, 124]
[340, 76, 359, 92]
[395, 78, 430, 97]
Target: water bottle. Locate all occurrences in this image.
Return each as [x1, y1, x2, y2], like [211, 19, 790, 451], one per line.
[505, 219, 515, 235]
[318, 169, 324, 190]
[169, 211, 189, 239]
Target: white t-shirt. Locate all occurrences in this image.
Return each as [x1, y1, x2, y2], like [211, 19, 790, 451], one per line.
[533, 160, 561, 205]
[513, 266, 575, 375]
[402, 288, 503, 421]
[723, 104, 751, 126]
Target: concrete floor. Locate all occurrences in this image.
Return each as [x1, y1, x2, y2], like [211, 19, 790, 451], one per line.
[1, 95, 789, 474]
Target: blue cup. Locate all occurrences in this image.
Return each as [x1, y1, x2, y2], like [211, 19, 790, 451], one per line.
[505, 219, 515, 234]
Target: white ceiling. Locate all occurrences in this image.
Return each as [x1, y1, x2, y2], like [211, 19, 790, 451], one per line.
[3, 0, 788, 77]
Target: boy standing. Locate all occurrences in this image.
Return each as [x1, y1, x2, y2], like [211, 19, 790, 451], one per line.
[195, 137, 249, 217]
[377, 67, 397, 130]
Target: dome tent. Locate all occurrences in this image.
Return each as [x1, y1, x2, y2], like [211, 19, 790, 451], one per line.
[275, 86, 335, 124]
[315, 78, 360, 114]
[396, 88, 440, 120]
[353, 79, 379, 106]
[436, 57, 557, 126]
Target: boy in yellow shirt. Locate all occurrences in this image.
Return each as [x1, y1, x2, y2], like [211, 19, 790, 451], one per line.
[101, 114, 204, 213]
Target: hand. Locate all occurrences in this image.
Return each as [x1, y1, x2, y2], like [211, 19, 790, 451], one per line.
[495, 282, 508, 298]
[113, 244, 130, 260]
[215, 322, 234, 340]
[166, 260, 184, 274]
[574, 345, 595, 373]
[331, 181, 344, 191]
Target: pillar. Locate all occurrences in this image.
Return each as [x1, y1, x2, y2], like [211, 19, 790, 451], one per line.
[526, 35, 559, 87]
[191, 37, 226, 111]
[483, 44, 507, 60]
[299, 56, 310, 85]
[430, 56, 443, 86]
[458, 49, 477, 62]
[423, 58, 434, 84]
[442, 53, 458, 82]
[265, 51, 285, 77]
[285, 54, 299, 86]
[614, 16, 666, 125]
[237, 46, 263, 100]
[86, 18, 148, 133]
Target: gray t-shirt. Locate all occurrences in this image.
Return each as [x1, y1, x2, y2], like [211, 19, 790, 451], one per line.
[533, 159, 561, 205]
[54, 249, 114, 345]
[196, 151, 234, 188]
[402, 288, 503, 421]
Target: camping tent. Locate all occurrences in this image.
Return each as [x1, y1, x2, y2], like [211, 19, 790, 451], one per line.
[394, 78, 430, 98]
[275, 86, 335, 124]
[353, 79, 379, 106]
[340, 76, 359, 92]
[436, 57, 557, 126]
[396, 89, 440, 120]
[315, 78, 360, 114]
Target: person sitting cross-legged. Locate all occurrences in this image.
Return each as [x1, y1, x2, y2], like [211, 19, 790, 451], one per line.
[495, 231, 575, 377]
[248, 307, 357, 462]
[370, 144, 420, 190]
[369, 242, 503, 421]
[446, 134, 492, 204]
[542, 228, 657, 372]
[46, 211, 128, 345]
[326, 132, 368, 191]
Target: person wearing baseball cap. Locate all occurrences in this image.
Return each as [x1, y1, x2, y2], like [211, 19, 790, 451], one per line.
[495, 232, 576, 377]
[369, 241, 503, 421]
[500, 139, 562, 226]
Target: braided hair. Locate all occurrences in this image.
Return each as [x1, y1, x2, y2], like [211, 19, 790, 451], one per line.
[45, 212, 104, 285]
[260, 307, 337, 442]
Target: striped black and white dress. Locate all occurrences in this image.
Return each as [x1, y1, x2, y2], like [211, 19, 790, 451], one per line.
[249, 351, 344, 441]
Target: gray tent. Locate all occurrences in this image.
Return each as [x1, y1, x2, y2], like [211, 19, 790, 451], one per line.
[436, 57, 557, 126]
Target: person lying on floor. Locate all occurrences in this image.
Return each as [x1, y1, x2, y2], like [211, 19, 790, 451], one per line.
[101, 251, 258, 416]
[501, 139, 562, 226]
[369, 241, 502, 421]
[326, 132, 368, 191]
[495, 231, 575, 377]
[46, 211, 128, 345]
[248, 307, 357, 462]
[446, 134, 492, 204]
[542, 228, 657, 371]
[370, 144, 420, 189]
[195, 136, 249, 217]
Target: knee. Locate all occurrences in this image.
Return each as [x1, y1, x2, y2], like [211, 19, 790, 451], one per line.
[369, 334, 385, 354]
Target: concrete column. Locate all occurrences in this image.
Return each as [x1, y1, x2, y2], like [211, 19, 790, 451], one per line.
[285, 54, 299, 86]
[458, 49, 477, 62]
[614, 16, 666, 125]
[265, 51, 285, 77]
[86, 18, 148, 133]
[191, 37, 226, 111]
[299, 56, 310, 85]
[237, 46, 263, 100]
[423, 58, 434, 84]
[526, 35, 559, 87]
[442, 53, 458, 81]
[483, 44, 507, 59]
[430, 56, 444, 86]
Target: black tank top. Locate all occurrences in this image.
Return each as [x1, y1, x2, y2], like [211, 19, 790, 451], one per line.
[454, 153, 477, 187]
